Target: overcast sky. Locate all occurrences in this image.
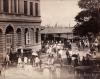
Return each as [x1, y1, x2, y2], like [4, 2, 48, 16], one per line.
[40, 0, 81, 27]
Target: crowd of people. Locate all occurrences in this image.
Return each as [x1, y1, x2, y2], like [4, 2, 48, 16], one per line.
[42, 40, 95, 67]
[1, 36, 99, 77]
[0, 36, 99, 79]
[3, 37, 99, 68]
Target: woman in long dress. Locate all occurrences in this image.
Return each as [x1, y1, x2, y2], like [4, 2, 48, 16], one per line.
[18, 57, 22, 67]
[35, 57, 40, 67]
[24, 57, 28, 64]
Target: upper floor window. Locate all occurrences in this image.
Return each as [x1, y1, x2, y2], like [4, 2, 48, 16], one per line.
[14, 0, 17, 13]
[30, 2, 33, 16]
[24, 1, 27, 15]
[3, 0, 9, 13]
[35, 3, 39, 16]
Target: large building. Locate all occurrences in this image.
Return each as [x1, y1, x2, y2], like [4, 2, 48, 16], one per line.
[0, 0, 41, 58]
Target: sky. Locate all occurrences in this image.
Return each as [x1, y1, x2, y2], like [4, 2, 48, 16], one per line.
[40, 0, 81, 27]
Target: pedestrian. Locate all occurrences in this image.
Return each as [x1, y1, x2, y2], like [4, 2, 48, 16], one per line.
[66, 48, 69, 58]
[73, 57, 79, 67]
[32, 51, 37, 66]
[39, 59, 42, 69]
[81, 56, 86, 65]
[67, 55, 72, 65]
[18, 56, 22, 67]
[5, 53, 10, 67]
[24, 56, 28, 65]
[51, 54, 54, 65]
[35, 56, 40, 67]
[28, 58, 31, 64]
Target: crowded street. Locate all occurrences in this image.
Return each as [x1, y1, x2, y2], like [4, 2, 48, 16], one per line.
[0, 39, 100, 79]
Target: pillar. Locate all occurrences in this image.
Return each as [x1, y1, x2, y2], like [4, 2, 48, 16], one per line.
[9, 0, 11, 13]
[38, 29, 41, 44]
[38, 2, 40, 16]
[34, 29, 36, 45]
[31, 28, 35, 45]
[13, 31, 17, 52]
[0, 0, 3, 13]
[16, 0, 19, 14]
[21, 28, 25, 48]
[28, 1, 30, 15]
[33, 2, 35, 16]
[11, 0, 14, 13]
[2, 31, 6, 60]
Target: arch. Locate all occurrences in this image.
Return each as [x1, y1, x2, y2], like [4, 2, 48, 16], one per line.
[5, 25, 14, 34]
[31, 28, 34, 31]
[0, 29, 3, 34]
[16, 28, 21, 33]
[25, 28, 29, 33]
[5, 25, 14, 54]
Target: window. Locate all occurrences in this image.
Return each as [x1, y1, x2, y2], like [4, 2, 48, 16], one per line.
[14, 0, 17, 13]
[24, 1, 27, 15]
[3, 0, 9, 12]
[30, 2, 33, 15]
[18, 0, 19, 13]
[6, 34, 12, 44]
[35, 3, 38, 16]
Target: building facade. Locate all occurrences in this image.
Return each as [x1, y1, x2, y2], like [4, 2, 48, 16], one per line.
[0, 0, 41, 58]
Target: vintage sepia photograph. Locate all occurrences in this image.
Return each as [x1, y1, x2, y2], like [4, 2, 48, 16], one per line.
[0, 0, 100, 79]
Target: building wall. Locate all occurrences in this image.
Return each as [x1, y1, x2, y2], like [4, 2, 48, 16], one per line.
[0, 0, 41, 58]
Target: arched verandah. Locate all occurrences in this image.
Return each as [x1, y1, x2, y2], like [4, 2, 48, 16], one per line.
[16, 28, 21, 46]
[5, 25, 14, 54]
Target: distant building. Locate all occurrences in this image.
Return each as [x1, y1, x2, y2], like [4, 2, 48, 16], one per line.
[0, 0, 41, 58]
[40, 27, 73, 42]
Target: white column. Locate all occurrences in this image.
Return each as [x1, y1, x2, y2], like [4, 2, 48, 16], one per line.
[28, 1, 30, 15]
[0, 0, 3, 13]
[33, 2, 35, 16]
[0, 0, 1, 12]
[21, 28, 25, 47]
[38, 3, 40, 16]
[13, 31, 17, 52]
[16, 0, 19, 14]
[11, 0, 14, 13]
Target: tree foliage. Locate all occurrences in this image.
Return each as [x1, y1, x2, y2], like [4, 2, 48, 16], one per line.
[73, 17, 99, 36]
[78, 0, 100, 10]
[73, 0, 100, 36]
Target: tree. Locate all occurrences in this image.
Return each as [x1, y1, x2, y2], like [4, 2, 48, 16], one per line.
[78, 0, 100, 10]
[73, 0, 100, 36]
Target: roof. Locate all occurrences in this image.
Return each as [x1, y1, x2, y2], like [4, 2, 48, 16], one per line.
[40, 27, 73, 34]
